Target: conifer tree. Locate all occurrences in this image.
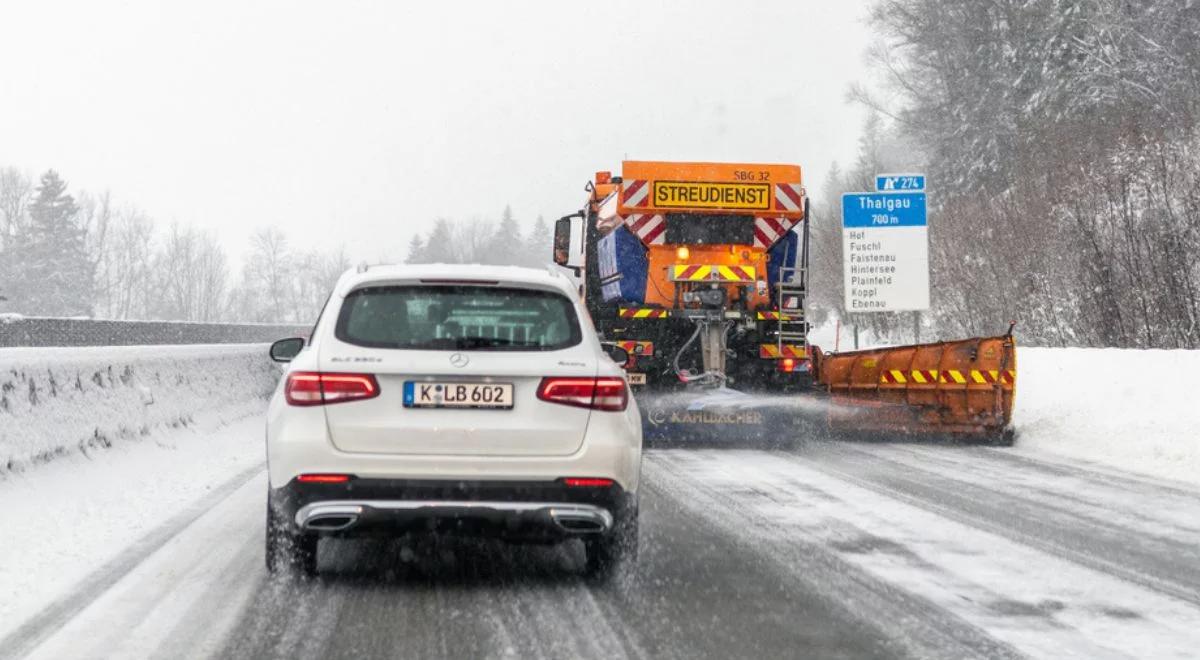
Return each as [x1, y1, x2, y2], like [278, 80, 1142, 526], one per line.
[10, 170, 93, 316]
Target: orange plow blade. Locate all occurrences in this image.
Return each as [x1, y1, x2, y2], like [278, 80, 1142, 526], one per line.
[813, 331, 1017, 442]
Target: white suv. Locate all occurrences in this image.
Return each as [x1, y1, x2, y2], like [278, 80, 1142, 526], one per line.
[265, 264, 642, 578]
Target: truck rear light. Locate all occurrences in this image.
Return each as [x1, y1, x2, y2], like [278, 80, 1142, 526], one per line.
[780, 358, 796, 373]
[297, 473, 352, 483]
[537, 377, 628, 412]
[563, 477, 614, 487]
[285, 372, 380, 406]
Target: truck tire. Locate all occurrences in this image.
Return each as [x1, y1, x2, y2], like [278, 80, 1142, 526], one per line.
[266, 495, 318, 577]
[584, 510, 639, 582]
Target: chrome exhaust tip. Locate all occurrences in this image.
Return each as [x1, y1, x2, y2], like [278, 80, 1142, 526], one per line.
[305, 515, 358, 531]
[549, 506, 613, 534]
[296, 503, 364, 532]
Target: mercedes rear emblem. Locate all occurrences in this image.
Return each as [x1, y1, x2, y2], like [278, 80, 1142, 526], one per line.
[449, 353, 469, 368]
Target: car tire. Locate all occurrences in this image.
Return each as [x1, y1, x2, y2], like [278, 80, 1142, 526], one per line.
[265, 495, 318, 577]
[583, 510, 639, 582]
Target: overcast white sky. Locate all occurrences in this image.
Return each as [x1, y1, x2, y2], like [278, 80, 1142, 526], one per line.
[1, 0, 874, 263]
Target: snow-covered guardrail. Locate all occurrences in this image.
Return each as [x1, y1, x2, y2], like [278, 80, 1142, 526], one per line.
[0, 344, 279, 475]
[0, 316, 308, 348]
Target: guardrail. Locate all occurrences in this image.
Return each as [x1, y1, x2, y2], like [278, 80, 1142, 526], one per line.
[0, 317, 309, 348]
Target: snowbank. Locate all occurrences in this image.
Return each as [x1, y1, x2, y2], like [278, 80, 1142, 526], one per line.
[0, 344, 279, 474]
[1013, 347, 1200, 485]
[0, 416, 266, 639]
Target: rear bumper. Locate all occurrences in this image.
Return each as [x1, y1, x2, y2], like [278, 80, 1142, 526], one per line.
[271, 477, 635, 541]
[265, 393, 642, 492]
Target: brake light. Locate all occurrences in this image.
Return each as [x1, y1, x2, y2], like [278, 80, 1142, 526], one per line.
[297, 473, 352, 483]
[563, 477, 614, 487]
[780, 358, 796, 373]
[285, 372, 380, 406]
[537, 377, 628, 412]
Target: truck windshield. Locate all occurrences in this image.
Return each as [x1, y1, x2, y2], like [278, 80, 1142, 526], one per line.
[335, 285, 582, 351]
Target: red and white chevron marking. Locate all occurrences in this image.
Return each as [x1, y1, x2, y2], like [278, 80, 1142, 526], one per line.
[625, 213, 666, 245]
[773, 183, 805, 212]
[752, 216, 796, 249]
[621, 179, 650, 209]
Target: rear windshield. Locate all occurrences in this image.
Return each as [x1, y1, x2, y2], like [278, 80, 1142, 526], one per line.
[335, 285, 582, 351]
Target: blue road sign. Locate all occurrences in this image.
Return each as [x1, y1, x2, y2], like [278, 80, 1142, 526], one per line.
[875, 174, 926, 192]
[842, 192, 926, 228]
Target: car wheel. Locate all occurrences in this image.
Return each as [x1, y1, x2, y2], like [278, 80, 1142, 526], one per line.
[265, 495, 318, 576]
[584, 510, 639, 582]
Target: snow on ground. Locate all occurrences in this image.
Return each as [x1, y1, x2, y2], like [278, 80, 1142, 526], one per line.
[650, 450, 1200, 660]
[0, 414, 265, 640]
[0, 344, 279, 638]
[1012, 347, 1200, 486]
[0, 344, 278, 474]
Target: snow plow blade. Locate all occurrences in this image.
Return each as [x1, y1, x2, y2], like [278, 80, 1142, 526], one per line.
[813, 331, 1017, 442]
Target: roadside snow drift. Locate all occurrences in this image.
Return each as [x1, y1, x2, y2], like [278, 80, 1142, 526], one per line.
[0, 344, 278, 474]
[1012, 347, 1200, 485]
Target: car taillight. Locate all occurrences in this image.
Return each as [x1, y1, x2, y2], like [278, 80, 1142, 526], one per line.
[563, 477, 614, 487]
[537, 377, 628, 412]
[297, 473, 352, 483]
[285, 372, 380, 406]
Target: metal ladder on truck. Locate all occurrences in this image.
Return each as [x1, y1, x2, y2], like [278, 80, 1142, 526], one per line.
[775, 267, 809, 360]
[774, 198, 811, 361]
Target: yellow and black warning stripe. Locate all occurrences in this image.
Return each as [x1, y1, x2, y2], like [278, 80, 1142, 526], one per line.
[756, 310, 803, 321]
[618, 307, 669, 319]
[670, 264, 757, 283]
[759, 344, 807, 359]
[880, 369, 1016, 385]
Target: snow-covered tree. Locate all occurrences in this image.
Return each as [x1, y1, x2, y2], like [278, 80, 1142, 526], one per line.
[405, 233, 426, 264]
[421, 219, 455, 263]
[523, 215, 550, 267]
[851, 0, 1200, 348]
[486, 205, 523, 266]
[4, 170, 93, 316]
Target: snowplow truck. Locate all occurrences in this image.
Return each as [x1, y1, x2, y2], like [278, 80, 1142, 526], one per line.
[552, 161, 1016, 443]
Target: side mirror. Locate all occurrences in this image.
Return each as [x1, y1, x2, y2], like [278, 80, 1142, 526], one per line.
[601, 342, 630, 366]
[553, 213, 585, 271]
[270, 337, 306, 363]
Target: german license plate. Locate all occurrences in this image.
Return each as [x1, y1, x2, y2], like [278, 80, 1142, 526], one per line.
[403, 382, 513, 409]
[627, 373, 647, 386]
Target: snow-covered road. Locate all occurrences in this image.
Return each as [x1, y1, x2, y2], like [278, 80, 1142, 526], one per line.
[4, 439, 1198, 659]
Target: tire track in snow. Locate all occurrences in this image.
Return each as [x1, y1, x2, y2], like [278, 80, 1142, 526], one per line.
[648, 448, 1200, 659]
[864, 444, 1200, 540]
[645, 450, 1026, 660]
[795, 443, 1200, 607]
[0, 462, 264, 660]
[215, 465, 899, 660]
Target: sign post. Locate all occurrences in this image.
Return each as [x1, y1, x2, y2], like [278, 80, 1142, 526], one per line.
[841, 178, 930, 314]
